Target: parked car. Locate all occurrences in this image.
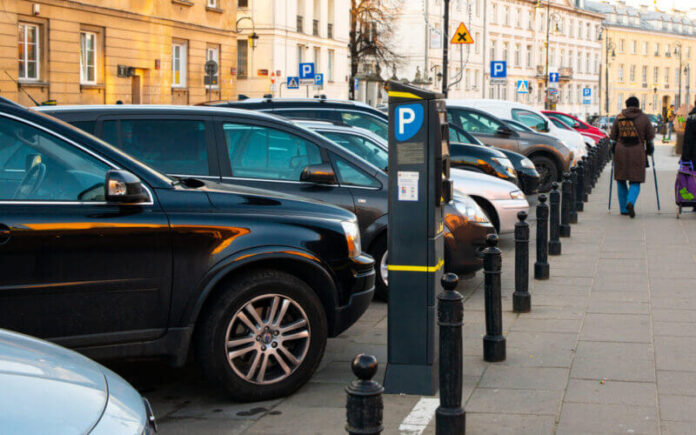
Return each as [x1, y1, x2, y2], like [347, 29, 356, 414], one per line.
[444, 102, 573, 191]
[542, 110, 607, 144]
[4, 98, 375, 402]
[40, 105, 493, 300]
[0, 328, 157, 434]
[295, 121, 528, 234]
[543, 111, 603, 147]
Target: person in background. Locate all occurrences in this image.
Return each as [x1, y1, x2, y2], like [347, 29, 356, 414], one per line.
[610, 96, 656, 218]
[683, 98, 696, 168]
[664, 104, 675, 142]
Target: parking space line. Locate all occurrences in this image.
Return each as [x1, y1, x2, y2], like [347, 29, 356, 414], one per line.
[398, 397, 439, 434]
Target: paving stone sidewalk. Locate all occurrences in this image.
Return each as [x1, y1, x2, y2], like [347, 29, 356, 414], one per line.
[120, 143, 696, 434]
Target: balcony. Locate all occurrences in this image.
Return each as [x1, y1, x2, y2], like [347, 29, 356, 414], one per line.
[536, 65, 545, 79]
[313, 19, 319, 36]
[296, 15, 303, 33]
[327, 23, 333, 39]
[559, 67, 573, 80]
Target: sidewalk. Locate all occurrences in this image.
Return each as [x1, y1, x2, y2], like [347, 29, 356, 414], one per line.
[141, 143, 696, 434]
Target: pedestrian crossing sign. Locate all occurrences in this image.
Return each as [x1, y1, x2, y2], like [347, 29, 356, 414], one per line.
[516, 80, 529, 94]
[451, 22, 474, 44]
[287, 76, 299, 89]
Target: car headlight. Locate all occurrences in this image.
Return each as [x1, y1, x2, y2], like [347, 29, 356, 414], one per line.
[492, 157, 517, 177]
[520, 158, 535, 169]
[509, 190, 525, 200]
[453, 196, 490, 223]
[341, 221, 361, 259]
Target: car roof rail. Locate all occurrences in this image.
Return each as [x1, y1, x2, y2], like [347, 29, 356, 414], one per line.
[0, 96, 25, 109]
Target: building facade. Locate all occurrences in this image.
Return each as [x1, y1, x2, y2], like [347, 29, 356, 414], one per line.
[585, 1, 696, 118]
[235, 0, 350, 99]
[2, 0, 237, 106]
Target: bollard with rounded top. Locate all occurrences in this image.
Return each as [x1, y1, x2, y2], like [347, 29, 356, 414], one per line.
[346, 354, 384, 435]
[483, 234, 506, 362]
[581, 156, 590, 202]
[534, 194, 550, 280]
[436, 273, 466, 435]
[513, 211, 531, 313]
[560, 173, 572, 238]
[569, 167, 578, 224]
[586, 150, 594, 194]
[548, 183, 562, 256]
[575, 160, 585, 212]
[591, 147, 599, 187]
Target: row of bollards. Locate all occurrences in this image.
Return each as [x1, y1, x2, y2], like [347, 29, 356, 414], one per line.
[345, 138, 613, 434]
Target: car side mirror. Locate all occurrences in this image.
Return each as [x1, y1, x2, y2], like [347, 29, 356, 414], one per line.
[536, 121, 549, 132]
[105, 169, 149, 204]
[496, 126, 513, 136]
[300, 163, 337, 185]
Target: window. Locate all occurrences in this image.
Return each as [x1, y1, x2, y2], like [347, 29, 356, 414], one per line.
[0, 116, 110, 201]
[465, 69, 470, 89]
[511, 109, 547, 132]
[490, 40, 497, 61]
[503, 42, 509, 62]
[630, 65, 636, 82]
[206, 46, 219, 88]
[340, 112, 388, 139]
[474, 70, 479, 88]
[631, 40, 637, 54]
[172, 41, 187, 87]
[491, 4, 497, 24]
[619, 39, 625, 53]
[475, 33, 480, 54]
[80, 32, 97, 84]
[514, 44, 520, 67]
[617, 93, 623, 112]
[207, 0, 217, 7]
[618, 65, 624, 82]
[322, 132, 388, 171]
[328, 50, 334, 81]
[18, 23, 39, 80]
[238, 0, 248, 7]
[665, 67, 670, 84]
[515, 8, 521, 27]
[526, 45, 532, 68]
[452, 110, 504, 135]
[642, 66, 647, 84]
[103, 119, 209, 176]
[236, 39, 247, 79]
[476, 0, 481, 17]
[655, 43, 660, 56]
[504, 6, 510, 26]
[643, 41, 648, 55]
[333, 156, 379, 187]
[549, 48, 555, 66]
[223, 123, 323, 181]
[654, 67, 659, 83]
[527, 11, 533, 30]
[297, 45, 303, 66]
[313, 47, 320, 69]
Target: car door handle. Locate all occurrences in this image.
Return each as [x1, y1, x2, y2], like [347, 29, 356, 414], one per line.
[0, 224, 10, 245]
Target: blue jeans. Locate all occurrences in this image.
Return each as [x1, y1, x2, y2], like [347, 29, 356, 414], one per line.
[665, 122, 673, 140]
[616, 180, 641, 213]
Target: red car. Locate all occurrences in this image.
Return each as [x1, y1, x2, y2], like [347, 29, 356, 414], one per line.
[543, 111, 607, 145]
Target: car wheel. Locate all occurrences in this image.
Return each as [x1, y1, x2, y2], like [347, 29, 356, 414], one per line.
[370, 236, 388, 301]
[195, 269, 327, 402]
[531, 156, 558, 192]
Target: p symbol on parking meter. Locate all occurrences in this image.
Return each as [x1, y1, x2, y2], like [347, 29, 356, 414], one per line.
[395, 104, 424, 141]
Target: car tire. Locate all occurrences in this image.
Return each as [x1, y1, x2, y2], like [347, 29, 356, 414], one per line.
[531, 155, 558, 192]
[370, 235, 388, 301]
[195, 269, 327, 402]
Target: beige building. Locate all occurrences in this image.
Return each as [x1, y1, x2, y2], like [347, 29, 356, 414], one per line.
[585, 1, 696, 117]
[1, 0, 237, 106]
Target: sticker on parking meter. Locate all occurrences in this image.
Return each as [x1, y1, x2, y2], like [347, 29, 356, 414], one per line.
[397, 171, 419, 201]
[395, 104, 424, 141]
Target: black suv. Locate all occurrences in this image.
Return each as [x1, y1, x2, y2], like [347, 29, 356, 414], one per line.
[40, 105, 493, 299]
[1, 99, 375, 402]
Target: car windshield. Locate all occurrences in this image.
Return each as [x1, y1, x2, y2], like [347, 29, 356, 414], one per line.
[550, 117, 572, 130]
[503, 119, 534, 133]
[449, 125, 484, 145]
[318, 130, 389, 171]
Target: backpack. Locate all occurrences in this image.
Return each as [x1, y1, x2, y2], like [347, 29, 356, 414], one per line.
[616, 114, 641, 145]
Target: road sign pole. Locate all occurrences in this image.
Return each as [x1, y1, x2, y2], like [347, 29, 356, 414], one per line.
[442, 0, 449, 97]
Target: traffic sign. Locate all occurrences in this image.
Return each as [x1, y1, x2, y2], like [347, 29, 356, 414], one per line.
[314, 73, 324, 86]
[583, 87, 592, 104]
[205, 60, 218, 76]
[516, 80, 529, 94]
[299, 62, 315, 80]
[548, 87, 558, 95]
[451, 22, 474, 44]
[549, 72, 559, 83]
[287, 76, 299, 89]
[354, 77, 359, 91]
[491, 61, 507, 78]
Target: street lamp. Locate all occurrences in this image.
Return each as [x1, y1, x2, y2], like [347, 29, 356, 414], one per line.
[598, 27, 615, 117]
[542, 0, 562, 110]
[686, 65, 691, 108]
[675, 43, 684, 107]
[236, 16, 258, 49]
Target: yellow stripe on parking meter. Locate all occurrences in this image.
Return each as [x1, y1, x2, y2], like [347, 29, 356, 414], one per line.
[387, 258, 444, 273]
[387, 91, 423, 100]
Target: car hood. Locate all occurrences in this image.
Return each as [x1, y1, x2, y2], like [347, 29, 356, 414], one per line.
[0, 330, 108, 434]
[546, 128, 586, 156]
[449, 168, 522, 200]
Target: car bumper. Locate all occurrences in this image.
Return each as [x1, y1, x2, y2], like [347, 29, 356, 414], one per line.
[444, 219, 495, 276]
[331, 254, 375, 336]
[517, 168, 540, 195]
[491, 198, 530, 234]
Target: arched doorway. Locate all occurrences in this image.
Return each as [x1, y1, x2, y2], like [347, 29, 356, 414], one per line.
[662, 95, 671, 118]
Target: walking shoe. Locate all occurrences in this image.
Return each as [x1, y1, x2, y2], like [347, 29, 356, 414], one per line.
[621, 211, 630, 216]
[626, 202, 635, 218]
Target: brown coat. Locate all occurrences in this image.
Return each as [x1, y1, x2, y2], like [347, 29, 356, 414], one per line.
[610, 107, 656, 183]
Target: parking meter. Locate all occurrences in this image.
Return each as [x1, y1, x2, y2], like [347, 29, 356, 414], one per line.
[383, 81, 452, 394]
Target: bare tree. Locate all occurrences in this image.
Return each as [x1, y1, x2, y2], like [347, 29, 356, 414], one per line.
[349, 0, 401, 99]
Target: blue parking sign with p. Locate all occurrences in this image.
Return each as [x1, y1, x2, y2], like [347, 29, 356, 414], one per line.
[491, 61, 507, 78]
[299, 62, 315, 79]
[394, 104, 424, 142]
[583, 88, 591, 97]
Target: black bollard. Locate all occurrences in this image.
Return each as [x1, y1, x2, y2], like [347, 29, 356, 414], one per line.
[585, 150, 593, 194]
[513, 211, 531, 313]
[560, 173, 572, 238]
[548, 183, 562, 256]
[534, 194, 550, 280]
[591, 147, 599, 186]
[575, 160, 585, 212]
[582, 156, 589, 202]
[569, 167, 578, 224]
[436, 273, 466, 435]
[346, 354, 383, 435]
[483, 234, 506, 362]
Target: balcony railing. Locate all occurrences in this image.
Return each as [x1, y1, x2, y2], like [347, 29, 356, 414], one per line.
[297, 15, 303, 33]
[327, 23, 333, 39]
[313, 19, 319, 36]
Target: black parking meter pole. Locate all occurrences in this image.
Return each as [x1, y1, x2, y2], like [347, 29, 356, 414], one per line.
[384, 81, 451, 395]
[548, 183, 562, 256]
[513, 212, 531, 313]
[560, 173, 571, 238]
[534, 194, 550, 280]
[569, 167, 578, 224]
[436, 274, 465, 435]
[483, 234, 505, 362]
[581, 156, 589, 202]
[575, 160, 585, 212]
[346, 354, 384, 435]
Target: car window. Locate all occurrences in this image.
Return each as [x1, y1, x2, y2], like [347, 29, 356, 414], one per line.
[99, 119, 209, 176]
[550, 117, 571, 130]
[274, 109, 329, 121]
[554, 113, 579, 128]
[340, 112, 388, 139]
[70, 120, 96, 135]
[453, 110, 504, 135]
[504, 120, 531, 133]
[512, 109, 547, 132]
[0, 116, 110, 201]
[223, 123, 323, 181]
[332, 155, 380, 188]
[321, 131, 388, 171]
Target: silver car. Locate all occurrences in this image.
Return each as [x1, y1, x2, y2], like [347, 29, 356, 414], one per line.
[296, 121, 528, 234]
[0, 329, 156, 434]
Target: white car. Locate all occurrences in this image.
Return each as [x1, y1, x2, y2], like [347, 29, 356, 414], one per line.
[447, 99, 587, 163]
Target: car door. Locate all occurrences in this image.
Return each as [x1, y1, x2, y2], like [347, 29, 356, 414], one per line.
[449, 109, 520, 152]
[0, 114, 171, 345]
[214, 118, 355, 214]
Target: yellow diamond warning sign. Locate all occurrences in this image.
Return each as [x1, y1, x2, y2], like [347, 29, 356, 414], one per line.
[451, 22, 474, 44]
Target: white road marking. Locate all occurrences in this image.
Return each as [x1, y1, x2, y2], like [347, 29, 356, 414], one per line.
[398, 397, 439, 434]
